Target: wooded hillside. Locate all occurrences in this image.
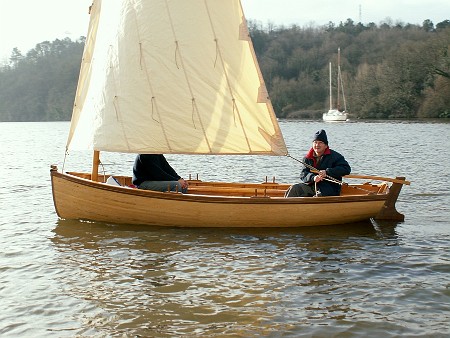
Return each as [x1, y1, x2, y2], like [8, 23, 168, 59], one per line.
[0, 38, 84, 121]
[1, 19, 449, 121]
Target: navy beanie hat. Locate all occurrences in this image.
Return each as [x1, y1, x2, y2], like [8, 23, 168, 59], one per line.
[313, 129, 328, 145]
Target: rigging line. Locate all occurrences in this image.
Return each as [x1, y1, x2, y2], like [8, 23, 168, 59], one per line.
[232, 99, 237, 125]
[99, 159, 106, 183]
[113, 96, 120, 120]
[191, 99, 197, 128]
[151, 97, 159, 123]
[214, 39, 219, 68]
[112, 94, 131, 151]
[338, 64, 347, 110]
[139, 42, 143, 70]
[134, 9, 168, 148]
[287, 154, 342, 184]
[164, 0, 212, 151]
[174, 41, 180, 69]
[286, 154, 375, 193]
[62, 149, 69, 173]
[107, 42, 131, 151]
[314, 181, 321, 197]
[203, 0, 252, 152]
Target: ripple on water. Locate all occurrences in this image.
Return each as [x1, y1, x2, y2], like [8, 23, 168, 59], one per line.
[1, 121, 450, 336]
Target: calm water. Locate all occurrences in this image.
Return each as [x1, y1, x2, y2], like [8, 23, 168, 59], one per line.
[0, 120, 449, 337]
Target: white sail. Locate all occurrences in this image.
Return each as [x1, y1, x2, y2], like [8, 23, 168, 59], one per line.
[67, 0, 287, 156]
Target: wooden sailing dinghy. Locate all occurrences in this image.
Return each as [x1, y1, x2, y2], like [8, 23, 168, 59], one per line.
[50, 0, 409, 227]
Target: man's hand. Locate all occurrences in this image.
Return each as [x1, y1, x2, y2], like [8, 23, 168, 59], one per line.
[178, 178, 189, 189]
[313, 170, 327, 182]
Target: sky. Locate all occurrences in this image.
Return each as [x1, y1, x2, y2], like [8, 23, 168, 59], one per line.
[1, 0, 449, 63]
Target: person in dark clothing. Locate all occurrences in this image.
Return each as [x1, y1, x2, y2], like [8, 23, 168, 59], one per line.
[132, 154, 188, 193]
[285, 129, 351, 197]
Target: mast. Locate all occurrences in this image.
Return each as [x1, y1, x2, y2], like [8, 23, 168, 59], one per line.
[339, 63, 347, 112]
[336, 47, 341, 111]
[329, 62, 332, 110]
[91, 150, 100, 182]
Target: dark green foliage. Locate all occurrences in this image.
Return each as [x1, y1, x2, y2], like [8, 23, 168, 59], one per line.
[248, 19, 450, 119]
[1, 18, 449, 121]
[0, 38, 84, 121]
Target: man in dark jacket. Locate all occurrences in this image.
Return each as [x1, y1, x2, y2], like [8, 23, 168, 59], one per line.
[285, 129, 350, 197]
[132, 154, 188, 193]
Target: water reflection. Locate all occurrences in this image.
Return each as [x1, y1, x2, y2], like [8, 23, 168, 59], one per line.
[370, 219, 400, 241]
[50, 219, 402, 336]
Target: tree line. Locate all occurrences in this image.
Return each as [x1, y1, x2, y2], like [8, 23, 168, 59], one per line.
[250, 18, 450, 119]
[1, 18, 449, 122]
[0, 38, 84, 121]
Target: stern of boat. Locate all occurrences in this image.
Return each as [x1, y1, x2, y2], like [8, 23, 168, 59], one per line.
[375, 177, 409, 221]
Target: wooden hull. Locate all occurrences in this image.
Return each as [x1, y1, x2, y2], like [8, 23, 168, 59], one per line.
[50, 168, 401, 228]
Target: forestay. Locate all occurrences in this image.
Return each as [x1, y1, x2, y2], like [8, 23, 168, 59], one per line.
[67, 0, 287, 156]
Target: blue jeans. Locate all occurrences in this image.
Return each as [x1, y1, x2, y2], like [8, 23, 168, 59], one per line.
[138, 180, 187, 193]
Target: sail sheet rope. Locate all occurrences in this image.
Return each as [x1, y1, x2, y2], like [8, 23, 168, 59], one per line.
[287, 154, 375, 194]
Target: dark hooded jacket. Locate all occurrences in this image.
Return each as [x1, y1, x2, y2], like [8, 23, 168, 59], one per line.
[300, 147, 351, 196]
[132, 154, 181, 186]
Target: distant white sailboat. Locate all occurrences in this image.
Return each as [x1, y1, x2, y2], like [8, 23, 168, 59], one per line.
[323, 48, 348, 122]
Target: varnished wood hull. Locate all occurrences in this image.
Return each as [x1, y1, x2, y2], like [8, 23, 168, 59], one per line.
[50, 168, 400, 228]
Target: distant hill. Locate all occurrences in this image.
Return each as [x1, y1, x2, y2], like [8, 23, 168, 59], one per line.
[1, 19, 449, 122]
[0, 38, 84, 121]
